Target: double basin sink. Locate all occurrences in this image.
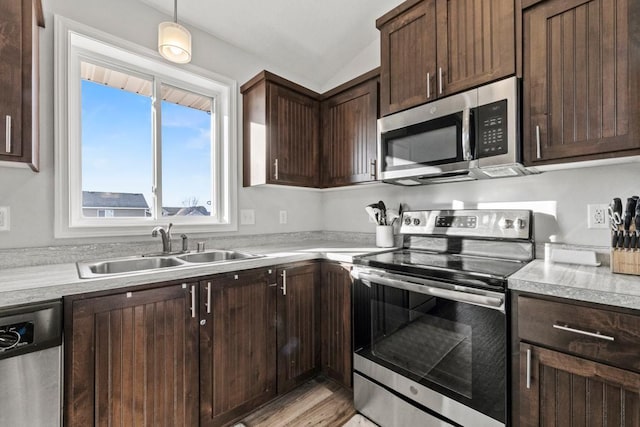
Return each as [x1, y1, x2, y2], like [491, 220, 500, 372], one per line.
[77, 250, 262, 279]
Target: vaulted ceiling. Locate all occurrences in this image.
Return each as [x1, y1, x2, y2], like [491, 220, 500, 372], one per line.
[139, 0, 404, 88]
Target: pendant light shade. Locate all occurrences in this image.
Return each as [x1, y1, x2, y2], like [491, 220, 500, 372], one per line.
[158, 0, 192, 64]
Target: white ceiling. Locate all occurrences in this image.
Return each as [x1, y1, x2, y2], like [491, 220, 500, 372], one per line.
[139, 0, 404, 88]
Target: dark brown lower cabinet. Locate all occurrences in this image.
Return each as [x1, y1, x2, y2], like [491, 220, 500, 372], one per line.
[321, 262, 352, 388]
[64, 283, 199, 427]
[519, 343, 640, 427]
[276, 262, 321, 394]
[199, 269, 277, 427]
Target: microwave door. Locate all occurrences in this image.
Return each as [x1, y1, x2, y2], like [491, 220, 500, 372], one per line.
[379, 111, 473, 181]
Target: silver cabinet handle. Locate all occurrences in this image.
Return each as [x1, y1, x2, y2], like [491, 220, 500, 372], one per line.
[274, 158, 279, 180]
[535, 125, 541, 159]
[426, 72, 431, 99]
[206, 281, 212, 314]
[438, 67, 443, 95]
[190, 285, 196, 318]
[5, 115, 11, 153]
[526, 348, 532, 389]
[552, 324, 615, 341]
[281, 270, 287, 296]
[369, 159, 377, 180]
[461, 108, 472, 160]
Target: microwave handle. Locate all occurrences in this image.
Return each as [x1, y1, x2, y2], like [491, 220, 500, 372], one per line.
[462, 108, 472, 161]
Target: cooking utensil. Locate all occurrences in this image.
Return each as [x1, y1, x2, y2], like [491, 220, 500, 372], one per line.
[378, 200, 387, 225]
[623, 197, 638, 249]
[365, 206, 378, 224]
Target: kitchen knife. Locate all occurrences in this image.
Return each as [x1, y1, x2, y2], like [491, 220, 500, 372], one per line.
[623, 197, 638, 249]
[610, 198, 622, 248]
[635, 202, 640, 249]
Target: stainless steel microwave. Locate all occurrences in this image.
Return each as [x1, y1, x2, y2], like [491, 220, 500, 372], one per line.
[377, 77, 534, 185]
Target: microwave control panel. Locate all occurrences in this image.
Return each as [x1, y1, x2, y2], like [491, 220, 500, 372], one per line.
[477, 100, 508, 158]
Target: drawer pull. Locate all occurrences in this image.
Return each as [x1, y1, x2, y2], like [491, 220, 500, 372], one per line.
[552, 324, 615, 341]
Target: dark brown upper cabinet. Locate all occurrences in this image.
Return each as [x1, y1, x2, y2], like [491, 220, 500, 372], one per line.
[522, 0, 640, 166]
[377, 0, 516, 116]
[320, 70, 379, 187]
[0, 0, 43, 171]
[241, 71, 320, 188]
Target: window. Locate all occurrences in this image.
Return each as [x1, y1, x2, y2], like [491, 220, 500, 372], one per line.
[55, 17, 237, 237]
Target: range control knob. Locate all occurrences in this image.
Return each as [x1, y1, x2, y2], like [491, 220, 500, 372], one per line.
[515, 218, 527, 230]
[413, 218, 421, 226]
[404, 217, 412, 225]
[499, 218, 514, 229]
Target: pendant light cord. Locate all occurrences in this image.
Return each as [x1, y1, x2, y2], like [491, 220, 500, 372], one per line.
[173, 0, 178, 23]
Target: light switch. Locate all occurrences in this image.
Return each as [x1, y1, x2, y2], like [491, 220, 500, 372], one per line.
[0, 207, 9, 231]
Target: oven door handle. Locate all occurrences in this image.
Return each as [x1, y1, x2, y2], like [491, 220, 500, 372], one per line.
[461, 107, 472, 161]
[357, 272, 505, 312]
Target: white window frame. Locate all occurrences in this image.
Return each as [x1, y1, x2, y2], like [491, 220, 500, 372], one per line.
[54, 16, 238, 238]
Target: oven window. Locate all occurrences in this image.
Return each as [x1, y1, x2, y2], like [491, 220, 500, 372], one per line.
[371, 295, 473, 398]
[354, 282, 506, 423]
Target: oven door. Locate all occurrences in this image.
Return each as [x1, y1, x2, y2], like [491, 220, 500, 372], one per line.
[352, 267, 507, 427]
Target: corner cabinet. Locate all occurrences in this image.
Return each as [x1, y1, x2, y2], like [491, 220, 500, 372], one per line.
[513, 293, 640, 426]
[64, 283, 199, 427]
[377, 0, 515, 116]
[522, 0, 640, 166]
[0, 0, 43, 171]
[276, 262, 321, 394]
[320, 262, 353, 388]
[199, 269, 277, 427]
[320, 71, 379, 187]
[241, 71, 320, 187]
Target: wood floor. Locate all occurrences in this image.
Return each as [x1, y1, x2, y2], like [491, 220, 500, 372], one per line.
[236, 377, 372, 427]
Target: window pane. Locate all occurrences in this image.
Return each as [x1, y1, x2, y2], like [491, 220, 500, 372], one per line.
[80, 62, 153, 218]
[160, 84, 214, 217]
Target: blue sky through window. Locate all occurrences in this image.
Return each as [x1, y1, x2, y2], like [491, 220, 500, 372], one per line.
[81, 80, 213, 215]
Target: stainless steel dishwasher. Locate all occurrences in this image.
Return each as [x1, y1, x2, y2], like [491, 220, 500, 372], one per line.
[0, 300, 63, 427]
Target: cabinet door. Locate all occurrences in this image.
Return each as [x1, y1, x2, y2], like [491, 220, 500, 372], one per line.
[199, 269, 277, 427]
[268, 83, 320, 187]
[64, 283, 199, 427]
[436, 0, 515, 96]
[321, 262, 353, 388]
[379, 0, 437, 116]
[276, 263, 321, 393]
[519, 343, 640, 427]
[523, 0, 640, 165]
[321, 79, 378, 187]
[0, 0, 39, 166]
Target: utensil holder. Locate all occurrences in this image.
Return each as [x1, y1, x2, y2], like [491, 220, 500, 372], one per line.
[611, 224, 640, 276]
[376, 225, 394, 248]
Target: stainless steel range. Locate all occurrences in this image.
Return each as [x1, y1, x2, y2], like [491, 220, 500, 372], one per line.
[351, 209, 534, 427]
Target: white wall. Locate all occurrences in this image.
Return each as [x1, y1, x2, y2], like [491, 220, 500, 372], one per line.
[0, 0, 323, 249]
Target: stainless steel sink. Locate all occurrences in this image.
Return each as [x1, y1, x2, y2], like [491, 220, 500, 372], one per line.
[176, 250, 254, 263]
[77, 250, 262, 278]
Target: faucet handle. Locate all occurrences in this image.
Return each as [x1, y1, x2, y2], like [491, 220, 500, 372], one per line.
[181, 234, 188, 252]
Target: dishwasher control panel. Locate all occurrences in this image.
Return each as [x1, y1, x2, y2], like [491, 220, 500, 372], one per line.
[0, 300, 62, 360]
[0, 321, 35, 352]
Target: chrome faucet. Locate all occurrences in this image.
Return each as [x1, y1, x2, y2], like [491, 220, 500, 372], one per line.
[151, 223, 173, 254]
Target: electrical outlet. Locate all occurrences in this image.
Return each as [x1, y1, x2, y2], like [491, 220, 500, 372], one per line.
[240, 209, 255, 225]
[279, 210, 287, 224]
[0, 207, 9, 231]
[587, 204, 608, 229]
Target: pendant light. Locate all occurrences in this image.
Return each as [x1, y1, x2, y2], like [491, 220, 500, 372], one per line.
[158, 0, 192, 64]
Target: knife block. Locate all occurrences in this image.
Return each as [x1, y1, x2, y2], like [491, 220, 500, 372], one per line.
[611, 224, 640, 275]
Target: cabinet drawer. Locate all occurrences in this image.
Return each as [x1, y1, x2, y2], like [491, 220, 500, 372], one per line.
[518, 296, 640, 372]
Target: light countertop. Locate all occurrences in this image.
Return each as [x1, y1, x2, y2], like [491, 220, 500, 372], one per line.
[0, 241, 390, 309]
[509, 259, 640, 310]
